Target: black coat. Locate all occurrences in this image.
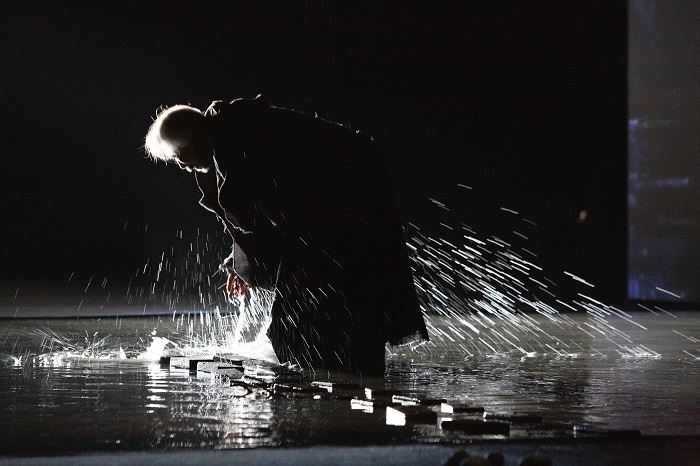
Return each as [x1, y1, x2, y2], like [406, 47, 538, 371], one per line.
[196, 96, 428, 373]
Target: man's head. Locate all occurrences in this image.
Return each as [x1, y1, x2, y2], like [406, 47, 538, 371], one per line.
[144, 105, 213, 172]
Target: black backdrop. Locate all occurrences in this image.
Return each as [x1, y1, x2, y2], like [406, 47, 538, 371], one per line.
[0, 2, 628, 307]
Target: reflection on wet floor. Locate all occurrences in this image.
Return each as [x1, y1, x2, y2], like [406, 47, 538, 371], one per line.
[1, 311, 699, 455]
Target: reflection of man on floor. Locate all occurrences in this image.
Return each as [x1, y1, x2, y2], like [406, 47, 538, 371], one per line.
[144, 95, 428, 374]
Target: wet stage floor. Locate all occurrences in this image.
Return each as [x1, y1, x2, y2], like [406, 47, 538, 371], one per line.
[1, 311, 700, 464]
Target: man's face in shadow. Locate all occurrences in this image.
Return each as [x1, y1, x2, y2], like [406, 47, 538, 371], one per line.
[174, 136, 213, 173]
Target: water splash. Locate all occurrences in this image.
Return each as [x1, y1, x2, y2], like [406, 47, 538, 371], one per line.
[119, 190, 690, 365]
[136, 336, 181, 360]
[169, 288, 278, 363]
[10, 286, 279, 368]
[126, 227, 234, 314]
[395, 189, 664, 362]
[16, 187, 695, 369]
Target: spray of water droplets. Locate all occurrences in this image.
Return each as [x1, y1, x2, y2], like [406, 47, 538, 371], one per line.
[125, 227, 233, 313]
[120, 187, 697, 364]
[389, 188, 671, 362]
[9, 186, 697, 368]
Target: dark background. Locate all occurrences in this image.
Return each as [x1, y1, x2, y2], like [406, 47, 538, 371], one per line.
[1, 1, 629, 309]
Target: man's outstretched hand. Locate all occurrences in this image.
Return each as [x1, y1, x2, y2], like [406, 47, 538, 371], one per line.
[220, 264, 250, 299]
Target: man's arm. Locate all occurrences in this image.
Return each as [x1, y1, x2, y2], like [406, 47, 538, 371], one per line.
[195, 170, 255, 295]
[194, 170, 223, 217]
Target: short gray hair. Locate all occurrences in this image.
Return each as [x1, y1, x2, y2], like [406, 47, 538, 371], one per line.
[144, 105, 206, 162]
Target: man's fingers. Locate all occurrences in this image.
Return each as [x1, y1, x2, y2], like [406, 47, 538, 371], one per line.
[235, 278, 248, 297]
[226, 273, 249, 299]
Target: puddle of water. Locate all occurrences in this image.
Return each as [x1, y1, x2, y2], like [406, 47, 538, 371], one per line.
[1, 312, 699, 454]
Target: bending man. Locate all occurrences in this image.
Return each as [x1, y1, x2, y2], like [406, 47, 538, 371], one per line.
[144, 95, 428, 374]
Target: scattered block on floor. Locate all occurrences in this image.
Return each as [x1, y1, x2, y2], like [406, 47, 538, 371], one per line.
[441, 403, 485, 414]
[393, 394, 446, 406]
[483, 413, 543, 424]
[386, 405, 438, 426]
[441, 419, 510, 435]
[169, 357, 215, 371]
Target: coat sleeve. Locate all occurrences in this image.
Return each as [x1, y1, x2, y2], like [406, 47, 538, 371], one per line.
[194, 169, 265, 288]
[215, 153, 285, 291]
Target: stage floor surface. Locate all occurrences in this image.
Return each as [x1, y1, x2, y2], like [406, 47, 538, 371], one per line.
[1, 310, 699, 465]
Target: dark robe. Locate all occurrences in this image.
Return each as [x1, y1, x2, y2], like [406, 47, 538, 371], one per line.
[195, 96, 428, 374]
